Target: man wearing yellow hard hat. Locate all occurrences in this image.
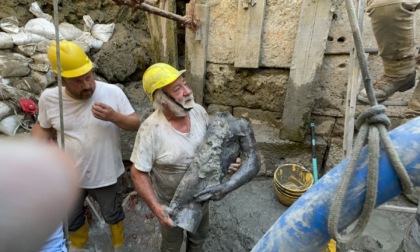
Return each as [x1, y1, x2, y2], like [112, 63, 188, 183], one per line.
[31, 40, 141, 251]
[130, 63, 240, 251]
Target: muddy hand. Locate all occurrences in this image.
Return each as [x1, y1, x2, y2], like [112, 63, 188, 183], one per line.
[92, 102, 115, 121]
[157, 204, 174, 228]
[194, 184, 228, 202]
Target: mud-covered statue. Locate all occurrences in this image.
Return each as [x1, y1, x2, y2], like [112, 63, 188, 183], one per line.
[169, 112, 261, 232]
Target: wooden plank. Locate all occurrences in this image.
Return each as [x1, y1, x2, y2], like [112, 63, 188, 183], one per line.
[343, 51, 367, 158]
[146, 0, 178, 67]
[234, 0, 266, 68]
[279, 0, 335, 142]
[185, 4, 209, 105]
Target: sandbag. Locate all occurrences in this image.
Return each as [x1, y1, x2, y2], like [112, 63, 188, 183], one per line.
[0, 77, 19, 86]
[29, 2, 52, 22]
[13, 76, 45, 95]
[24, 18, 63, 40]
[0, 16, 19, 34]
[74, 32, 92, 52]
[36, 40, 54, 53]
[17, 44, 37, 57]
[59, 22, 83, 41]
[29, 63, 49, 73]
[31, 53, 50, 65]
[91, 23, 115, 42]
[0, 32, 13, 49]
[0, 84, 35, 108]
[11, 29, 46, 46]
[31, 70, 56, 88]
[30, 53, 50, 73]
[0, 51, 32, 78]
[83, 15, 94, 32]
[0, 102, 11, 121]
[0, 115, 22, 136]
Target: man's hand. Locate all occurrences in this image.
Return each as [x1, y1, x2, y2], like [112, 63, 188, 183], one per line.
[227, 157, 241, 174]
[92, 102, 115, 122]
[155, 204, 174, 228]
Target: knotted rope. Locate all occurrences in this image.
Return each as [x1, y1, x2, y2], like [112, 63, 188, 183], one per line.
[327, 0, 414, 244]
[328, 105, 414, 243]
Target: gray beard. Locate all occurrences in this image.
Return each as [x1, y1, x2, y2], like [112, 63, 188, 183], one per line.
[153, 91, 195, 117]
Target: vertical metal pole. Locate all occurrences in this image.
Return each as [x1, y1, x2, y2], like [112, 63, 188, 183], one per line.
[53, 0, 68, 248]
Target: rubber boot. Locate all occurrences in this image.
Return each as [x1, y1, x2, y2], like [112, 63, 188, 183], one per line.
[69, 219, 89, 249]
[109, 220, 124, 250]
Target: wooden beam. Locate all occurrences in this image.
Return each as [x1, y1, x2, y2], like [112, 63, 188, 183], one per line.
[279, 0, 335, 142]
[185, 4, 209, 105]
[234, 0, 266, 68]
[146, 0, 178, 67]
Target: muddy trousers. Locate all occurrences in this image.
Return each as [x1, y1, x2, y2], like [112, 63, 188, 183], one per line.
[159, 207, 209, 252]
[68, 179, 125, 248]
[367, 0, 420, 116]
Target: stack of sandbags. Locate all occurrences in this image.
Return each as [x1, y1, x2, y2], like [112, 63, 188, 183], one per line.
[0, 1, 115, 136]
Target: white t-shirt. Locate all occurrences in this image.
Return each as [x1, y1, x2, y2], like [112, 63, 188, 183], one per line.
[38, 81, 135, 188]
[130, 104, 209, 203]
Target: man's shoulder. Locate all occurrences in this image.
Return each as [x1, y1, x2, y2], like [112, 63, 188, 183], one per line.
[192, 103, 208, 117]
[39, 87, 59, 99]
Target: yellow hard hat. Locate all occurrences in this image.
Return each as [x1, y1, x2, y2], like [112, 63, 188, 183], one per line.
[47, 40, 93, 78]
[142, 63, 186, 101]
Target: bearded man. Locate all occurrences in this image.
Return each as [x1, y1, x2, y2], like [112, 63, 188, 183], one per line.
[130, 63, 239, 252]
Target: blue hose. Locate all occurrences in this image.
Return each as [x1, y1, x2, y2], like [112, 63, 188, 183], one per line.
[252, 117, 420, 252]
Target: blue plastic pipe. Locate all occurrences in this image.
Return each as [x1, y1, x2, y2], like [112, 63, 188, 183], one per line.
[252, 117, 420, 252]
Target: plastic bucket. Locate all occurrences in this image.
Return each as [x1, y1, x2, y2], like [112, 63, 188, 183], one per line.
[273, 164, 314, 206]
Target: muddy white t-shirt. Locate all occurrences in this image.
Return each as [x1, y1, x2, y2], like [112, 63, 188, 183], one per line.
[130, 104, 209, 203]
[38, 81, 135, 188]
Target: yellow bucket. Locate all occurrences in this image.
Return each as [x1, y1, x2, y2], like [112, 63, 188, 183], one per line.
[273, 164, 314, 206]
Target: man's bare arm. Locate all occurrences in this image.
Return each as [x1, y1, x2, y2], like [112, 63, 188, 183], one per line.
[130, 164, 173, 227]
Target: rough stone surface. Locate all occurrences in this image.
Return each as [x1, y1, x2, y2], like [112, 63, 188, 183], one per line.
[206, 104, 232, 115]
[92, 23, 151, 82]
[233, 107, 282, 128]
[205, 63, 288, 112]
[205, 0, 301, 67]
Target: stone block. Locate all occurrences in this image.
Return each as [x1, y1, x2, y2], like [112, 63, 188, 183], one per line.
[207, 0, 302, 67]
[205, 63, 288, 111]
[233, 107, 281, 128]
[252, 124, 327, 177]
[207, 104, 232, 116]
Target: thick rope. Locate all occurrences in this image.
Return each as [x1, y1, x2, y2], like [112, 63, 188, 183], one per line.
[53, 0, 68, 247]
[328, 0, 414, 244]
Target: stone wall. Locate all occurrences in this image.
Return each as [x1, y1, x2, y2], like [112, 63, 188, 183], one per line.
[204, 0, 420, 172]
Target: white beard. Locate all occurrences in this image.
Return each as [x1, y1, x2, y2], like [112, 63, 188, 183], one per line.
[153, 90, 195, 117]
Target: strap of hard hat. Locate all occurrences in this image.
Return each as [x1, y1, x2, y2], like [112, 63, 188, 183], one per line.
[162, 89, 193, 111]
